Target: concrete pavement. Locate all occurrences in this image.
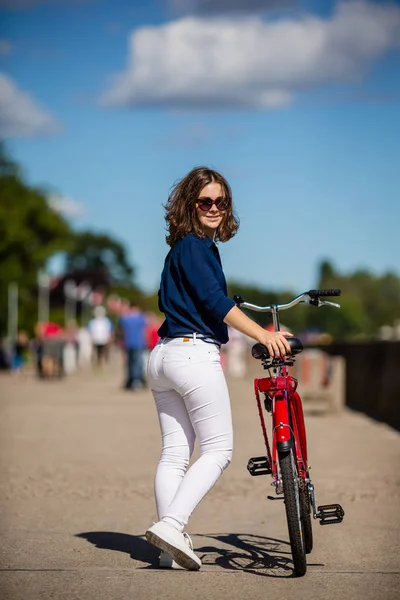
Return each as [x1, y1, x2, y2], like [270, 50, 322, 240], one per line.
[0, 362, 399, 600]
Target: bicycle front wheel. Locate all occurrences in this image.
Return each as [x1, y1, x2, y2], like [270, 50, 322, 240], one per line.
[279, 448, 307, 576]
[299, 477, 313, 554]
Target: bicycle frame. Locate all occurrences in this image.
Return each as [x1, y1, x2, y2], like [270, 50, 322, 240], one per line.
[254, 366, 308, 490]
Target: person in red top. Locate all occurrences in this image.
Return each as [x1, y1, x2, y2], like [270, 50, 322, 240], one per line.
[141, 312, 162, 386]
[146, 312, 162, 350]
[39, 321, 64, 379]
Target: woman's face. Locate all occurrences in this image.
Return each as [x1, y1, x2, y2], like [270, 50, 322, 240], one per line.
[195, 181, 228, 239]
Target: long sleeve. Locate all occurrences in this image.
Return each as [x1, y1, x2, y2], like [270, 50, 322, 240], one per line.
[179, 236, 235, 321]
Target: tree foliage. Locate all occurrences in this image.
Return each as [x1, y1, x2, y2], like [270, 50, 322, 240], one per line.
[315, 260, 400, 339]
[0, 144, 72, 333]
[228, 260, 400, 341]
[65, 230, 135, 287]
[0, 145, 137, 334]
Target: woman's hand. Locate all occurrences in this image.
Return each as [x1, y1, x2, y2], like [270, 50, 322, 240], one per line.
[258, 330, 293, 358]
[224, 306, 293, 357]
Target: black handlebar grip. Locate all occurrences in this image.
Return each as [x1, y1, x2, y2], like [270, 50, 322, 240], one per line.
[233, 294, 245, 306]
[308, 289, 341, 298]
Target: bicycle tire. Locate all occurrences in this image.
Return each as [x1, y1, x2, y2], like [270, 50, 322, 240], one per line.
[290, 390, 313, 553]
[279, 448, 307, 576]
[299, 478, 313, 554]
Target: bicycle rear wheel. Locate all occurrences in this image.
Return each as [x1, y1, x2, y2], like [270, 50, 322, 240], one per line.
[279, 448, 307, 576]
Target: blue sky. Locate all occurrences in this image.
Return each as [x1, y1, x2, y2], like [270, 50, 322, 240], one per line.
[1, 0, 399, 294]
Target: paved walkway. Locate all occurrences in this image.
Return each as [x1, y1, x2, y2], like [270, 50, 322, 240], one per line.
[0, 361, 399, 600]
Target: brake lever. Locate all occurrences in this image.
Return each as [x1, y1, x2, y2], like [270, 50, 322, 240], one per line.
[318, 300, 341, 309]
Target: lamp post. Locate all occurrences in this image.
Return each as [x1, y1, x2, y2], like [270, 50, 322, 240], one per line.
[64, 280, 77, 325]
[37, 270, 50, 323]
[64, 281, 93, 326]
[76, 282, 92, 326]
[83, 291, 94, 326]
[7, 282, 18, 349]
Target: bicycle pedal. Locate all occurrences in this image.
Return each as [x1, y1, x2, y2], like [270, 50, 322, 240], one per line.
[317, 503, 345, 525]
[247, 456, 272, 476]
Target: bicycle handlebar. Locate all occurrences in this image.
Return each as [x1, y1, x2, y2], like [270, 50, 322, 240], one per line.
[233, 289, 342, 313]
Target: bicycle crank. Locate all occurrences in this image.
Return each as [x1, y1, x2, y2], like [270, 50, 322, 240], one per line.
[308, 482, 345, 525]
[247, 456, 272, 476]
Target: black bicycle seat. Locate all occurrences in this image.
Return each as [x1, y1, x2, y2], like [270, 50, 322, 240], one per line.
[251, 337, 303, 360]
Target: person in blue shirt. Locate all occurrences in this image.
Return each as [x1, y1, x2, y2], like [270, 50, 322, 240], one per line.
[145, 166, 292, 571]
[118, 304, 147, 389]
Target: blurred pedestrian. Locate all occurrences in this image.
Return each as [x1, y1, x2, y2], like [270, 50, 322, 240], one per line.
[63, 320, 79, 375]
[118, 303, 147, 390]
[77, 325, 93, 369]
[143, 312, 161, 381]
[0, 337, 10, 371]
[33, 323, 44, 378]
[39, 321, 64, 379]
[88, 306, 113, 368]
[11, 331, 30, 374]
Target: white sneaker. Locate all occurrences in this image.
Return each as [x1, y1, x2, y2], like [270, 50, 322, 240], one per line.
[146, 521, 201, 571]
[159, 532, 193, 569]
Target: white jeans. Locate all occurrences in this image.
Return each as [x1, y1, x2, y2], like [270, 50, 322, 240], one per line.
[147, 337, 233, 532]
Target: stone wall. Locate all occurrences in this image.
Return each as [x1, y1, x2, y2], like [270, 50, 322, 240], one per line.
[322, 341, 400, 430]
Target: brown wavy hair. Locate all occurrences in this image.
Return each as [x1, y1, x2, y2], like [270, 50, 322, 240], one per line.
[165, 166, 240, 247]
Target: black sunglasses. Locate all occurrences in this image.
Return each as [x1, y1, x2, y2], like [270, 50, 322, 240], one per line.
[197, 196, 229, 212]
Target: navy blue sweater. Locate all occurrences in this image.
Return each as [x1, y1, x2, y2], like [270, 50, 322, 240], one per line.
[158, 234, 235, 344]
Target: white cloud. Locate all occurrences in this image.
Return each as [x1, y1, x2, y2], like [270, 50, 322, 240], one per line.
[0, 72, 60, 137]
[100, 1, 400, 110]
[48, 194, 86, 217]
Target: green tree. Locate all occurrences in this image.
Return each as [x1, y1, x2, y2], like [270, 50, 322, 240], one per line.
[316, 260, 400, 339]
[227, 261, 400, 342]
[0, 144, 72, 334]
[65, 230, 135, 287]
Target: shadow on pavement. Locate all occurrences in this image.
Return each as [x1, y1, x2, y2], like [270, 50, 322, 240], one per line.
[76, 531, 159, 566]
[76, 531, 318, 577]
[195, 532, 296, 577]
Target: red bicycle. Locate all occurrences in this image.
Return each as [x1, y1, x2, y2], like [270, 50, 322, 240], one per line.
[234, 289, 345, 577]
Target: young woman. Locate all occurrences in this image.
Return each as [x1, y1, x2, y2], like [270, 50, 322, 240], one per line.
[145, 166, 292, 570]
